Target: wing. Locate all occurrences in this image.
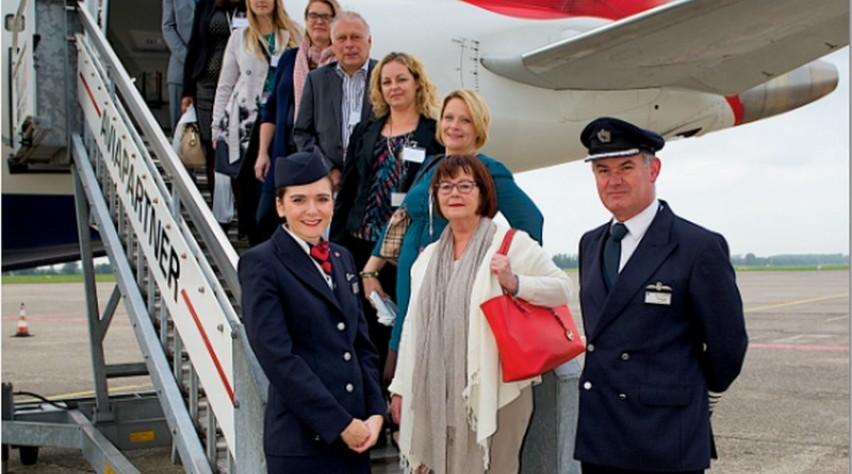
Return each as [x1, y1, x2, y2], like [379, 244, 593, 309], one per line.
[481, 0, 849, 95]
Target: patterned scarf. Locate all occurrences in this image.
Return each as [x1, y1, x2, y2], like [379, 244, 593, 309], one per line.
[293, 36, 335, 116]
[408, 217, 496, 474]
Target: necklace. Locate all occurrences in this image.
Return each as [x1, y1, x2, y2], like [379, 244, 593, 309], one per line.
[386, 117, 416, 158]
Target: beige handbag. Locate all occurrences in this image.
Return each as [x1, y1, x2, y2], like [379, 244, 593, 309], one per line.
[179, 123, 206, 169]
[378, 205, 411, 264]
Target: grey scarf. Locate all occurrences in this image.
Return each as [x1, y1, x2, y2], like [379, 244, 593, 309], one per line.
[409, 217, 496, 474]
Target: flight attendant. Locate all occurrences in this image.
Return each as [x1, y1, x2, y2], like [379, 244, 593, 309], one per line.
[239, 147, 385, 473]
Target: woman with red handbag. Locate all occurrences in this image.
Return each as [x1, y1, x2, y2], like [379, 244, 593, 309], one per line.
[387, 155, 572, 474]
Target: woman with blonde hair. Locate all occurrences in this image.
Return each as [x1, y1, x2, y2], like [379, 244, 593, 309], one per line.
[331, 52, 444, 405]
[361, 89, 544, 386]
[255, 0, 340, 242]
[211, 0, 301, 243]
[242, 0, 301, 63]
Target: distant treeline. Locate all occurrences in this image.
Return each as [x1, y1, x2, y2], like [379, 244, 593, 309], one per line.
[3, 261, 113, 276]
[730, 253, 849, 267]
[549, 253, 849, 270]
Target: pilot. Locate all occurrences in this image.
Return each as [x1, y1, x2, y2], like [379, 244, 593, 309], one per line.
[573, 117, 749, 474]
[238, 147, 384, 473]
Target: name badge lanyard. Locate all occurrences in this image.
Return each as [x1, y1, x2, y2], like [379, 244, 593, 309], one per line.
[256, 36, 278, 108]
[227, 10, 248, 31]
[257, 36, 278, 67]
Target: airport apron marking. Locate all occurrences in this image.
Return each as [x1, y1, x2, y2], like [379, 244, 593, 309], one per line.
[745, 293, 847, 313]
[14, 383, 155, 402]
[745, 294, 848, 351]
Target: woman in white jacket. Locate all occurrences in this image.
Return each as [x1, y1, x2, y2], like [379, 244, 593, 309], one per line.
[388, 155, 572, 474]
[212, 0, 300, 241]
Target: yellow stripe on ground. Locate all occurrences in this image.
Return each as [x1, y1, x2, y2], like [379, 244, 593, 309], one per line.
[16, 383, 155, 402]
[745, 293, 848, 313]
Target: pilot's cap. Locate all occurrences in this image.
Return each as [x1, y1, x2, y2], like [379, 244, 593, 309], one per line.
[581, 117, 665, 162]
[274, 146, 330, 188]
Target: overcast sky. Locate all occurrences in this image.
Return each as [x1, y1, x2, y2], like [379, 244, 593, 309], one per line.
[513, 48, 850, 258]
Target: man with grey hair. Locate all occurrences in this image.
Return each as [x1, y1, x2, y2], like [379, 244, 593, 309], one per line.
[293, 11, 377, 189]
[574, 117, 748, 474]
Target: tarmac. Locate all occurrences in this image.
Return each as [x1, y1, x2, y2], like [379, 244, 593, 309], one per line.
[1, 270, 849, 473]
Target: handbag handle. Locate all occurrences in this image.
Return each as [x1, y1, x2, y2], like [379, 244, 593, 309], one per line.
[497, 228, 517, 256]
[496, 228, 518, 297]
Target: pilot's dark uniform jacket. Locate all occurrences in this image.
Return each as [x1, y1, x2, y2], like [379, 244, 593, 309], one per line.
[574, 118, 749, 473]
[239, 148, 385, 473]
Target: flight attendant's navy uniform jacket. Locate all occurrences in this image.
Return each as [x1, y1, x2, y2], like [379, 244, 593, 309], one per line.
[575, 201, 748, 471]
[239, 226, 385, 458]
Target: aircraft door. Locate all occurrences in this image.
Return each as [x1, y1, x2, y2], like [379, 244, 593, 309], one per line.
[106, 0, 170, 131]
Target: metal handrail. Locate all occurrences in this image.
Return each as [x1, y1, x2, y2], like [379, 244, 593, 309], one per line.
[70, 134, 214, 474]
[74, 1, 240, 301]
[73, 2, 271, 469]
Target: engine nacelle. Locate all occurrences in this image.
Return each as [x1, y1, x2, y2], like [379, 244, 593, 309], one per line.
[728, 60, 839, 126]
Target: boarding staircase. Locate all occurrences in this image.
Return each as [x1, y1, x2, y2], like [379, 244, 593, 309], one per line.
[8, 2, 307, 472]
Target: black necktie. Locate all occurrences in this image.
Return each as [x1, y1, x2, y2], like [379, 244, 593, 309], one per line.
[309, 240, 332, 276]
[603, 223, 628, 290]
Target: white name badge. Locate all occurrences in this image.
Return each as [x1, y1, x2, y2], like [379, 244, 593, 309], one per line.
[231, 17, 248, 29]
[270, 55, 280, 68]
[645, 291, 672, 305]
[402, 146, 426, 163]
[391, 192, 406, 207]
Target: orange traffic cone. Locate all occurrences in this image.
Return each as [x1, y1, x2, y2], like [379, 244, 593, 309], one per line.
[12, 303, 31, 337]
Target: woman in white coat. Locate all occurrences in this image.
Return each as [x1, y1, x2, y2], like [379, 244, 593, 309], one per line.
[389, 155, 572, 474]
[211, 0, 300, 242]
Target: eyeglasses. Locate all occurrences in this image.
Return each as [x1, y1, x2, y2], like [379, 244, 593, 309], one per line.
[307, 12, 333, 22]
[437, 180, 478, 195]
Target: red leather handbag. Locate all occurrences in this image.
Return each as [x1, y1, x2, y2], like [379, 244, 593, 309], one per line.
[480, 229, 585, 382]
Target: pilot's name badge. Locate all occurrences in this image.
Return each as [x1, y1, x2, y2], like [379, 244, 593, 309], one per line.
[402, 146, 426, 163]
[644, 282, 673, 305]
